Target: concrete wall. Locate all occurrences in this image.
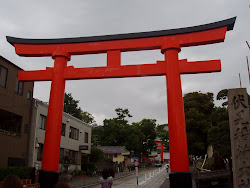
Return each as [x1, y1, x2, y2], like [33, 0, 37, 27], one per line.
[0, 56, 34, 167]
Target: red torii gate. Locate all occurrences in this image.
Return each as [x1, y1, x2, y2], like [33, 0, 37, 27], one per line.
[7, 17, 235, 188]
[156, 141, 164, 163]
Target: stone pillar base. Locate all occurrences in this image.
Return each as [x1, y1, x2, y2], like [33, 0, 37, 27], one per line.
[39, 170, 59, 188]
[169, 171, 192, 188]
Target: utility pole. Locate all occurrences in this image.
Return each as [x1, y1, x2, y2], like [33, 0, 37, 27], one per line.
[239, 73, 242, 88]
[246, 41, 250, 50]
[247, 56, 250, 84]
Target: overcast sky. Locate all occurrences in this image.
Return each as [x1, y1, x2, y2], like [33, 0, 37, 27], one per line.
[0, 0, 249, 125]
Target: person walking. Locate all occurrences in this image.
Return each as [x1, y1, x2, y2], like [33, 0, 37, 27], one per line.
[165, 162, 170, 173]
[100, 168, 113, 188]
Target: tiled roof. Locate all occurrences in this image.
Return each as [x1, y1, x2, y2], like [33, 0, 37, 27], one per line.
[97, 146, 129, 154]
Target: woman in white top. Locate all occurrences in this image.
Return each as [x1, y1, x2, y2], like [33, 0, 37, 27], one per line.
[100, 168, 113, 188]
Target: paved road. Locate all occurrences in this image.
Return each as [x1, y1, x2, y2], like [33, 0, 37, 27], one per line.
[91, 167, 169, 188]
[68, 166, 198, 188]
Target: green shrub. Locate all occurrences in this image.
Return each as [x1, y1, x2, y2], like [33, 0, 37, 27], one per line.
[87, 162, 96, 172]
[77, 170, 84, 176]
[203, 162, 213, 170]
[0, 167, 32, 181]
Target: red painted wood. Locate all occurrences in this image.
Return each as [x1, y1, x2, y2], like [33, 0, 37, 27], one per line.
[18, 59, 221, 81]
[41, 54, 69, 171]
[156, 141, 164, 162]
[163, 43, 189, 172]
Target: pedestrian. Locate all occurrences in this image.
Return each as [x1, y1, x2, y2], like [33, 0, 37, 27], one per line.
[165, 162, 170, 173]
[100, 168, 113, 188]
[0, 175, 23, 188]
[54, 182, 70, 188]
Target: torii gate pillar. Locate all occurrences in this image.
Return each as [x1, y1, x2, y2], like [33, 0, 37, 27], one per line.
[163, 43, 192, 186]
[38, 53, 70, 186]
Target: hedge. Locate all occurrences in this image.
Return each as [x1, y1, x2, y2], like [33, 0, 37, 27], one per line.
[0, 167, 32, 181]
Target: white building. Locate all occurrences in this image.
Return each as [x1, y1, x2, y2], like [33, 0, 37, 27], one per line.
[27, 99, 92, 171]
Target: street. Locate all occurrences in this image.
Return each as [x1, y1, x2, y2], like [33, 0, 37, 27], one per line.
[89, 167, 169, 188]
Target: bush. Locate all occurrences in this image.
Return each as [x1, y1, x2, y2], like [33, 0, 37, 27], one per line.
[0, 167, 32, 181]
[87, 162, 96, 172]
[77, 170, 84, 176]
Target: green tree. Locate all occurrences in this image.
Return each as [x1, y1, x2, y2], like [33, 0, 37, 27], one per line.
[115, 108, 132, 121]
[184, 92, 214, 156]
[100, 108, 132, 146]
[217, 88, 250, 108]
[122, 123, 145, 157]
[216, 89, 228, 107]
[81, 111, 97, 126]
[64, 93, 82, 119]
[96, 108, 157, 157]
[207, 107, 231, 158]
[132, 119, 158, 156]
[89, 147, 104, 163]
[156, 124, 169, 150]
[64, 93, 96, 126]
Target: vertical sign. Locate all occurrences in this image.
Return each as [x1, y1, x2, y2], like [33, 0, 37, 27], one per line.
[228, 88, 250, 188]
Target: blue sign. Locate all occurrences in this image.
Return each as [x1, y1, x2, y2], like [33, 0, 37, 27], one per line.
[134, 157, 139, 162]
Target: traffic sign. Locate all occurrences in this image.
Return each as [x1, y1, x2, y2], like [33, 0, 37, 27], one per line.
[134, 157, 139, 162]
[134, 161, 139, 167]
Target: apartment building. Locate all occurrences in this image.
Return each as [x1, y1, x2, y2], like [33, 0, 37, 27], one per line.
[28, 99, 92, 171]
[0, 56, 34, 167]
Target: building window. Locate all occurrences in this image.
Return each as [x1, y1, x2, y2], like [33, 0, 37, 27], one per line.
[37, 143, 44, 161]
[39, 115, 47, 130]
[8, 158, 24, 167]
[0, 112, 22, 134]
[69, 150, 78, 164]
[85, 132, 88, 143]
[27, 91, 32, 100]
[114, 154, 118, 158]
[69, 126, 79, 140]
[0, 65, 8, 88]
[61, 123, 66, 136]
[59, 148, 64, 163]
[15, 75, 23, 95]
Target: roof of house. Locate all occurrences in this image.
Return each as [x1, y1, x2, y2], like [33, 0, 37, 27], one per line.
[97, 146, 129, 154]
[0, 55, 23, 70]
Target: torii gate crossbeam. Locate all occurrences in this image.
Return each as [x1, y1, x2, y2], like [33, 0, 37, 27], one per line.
[7, 17, 235, 188]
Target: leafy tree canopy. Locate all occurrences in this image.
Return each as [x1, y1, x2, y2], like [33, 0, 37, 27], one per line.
[156, 124, 169, 150]
[89, 147, 104, 163]
[207, 106, 231, 158]
[184, 92, 214, 156]
[93, 108, 159, 157]
[64, 93, 96, 126]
